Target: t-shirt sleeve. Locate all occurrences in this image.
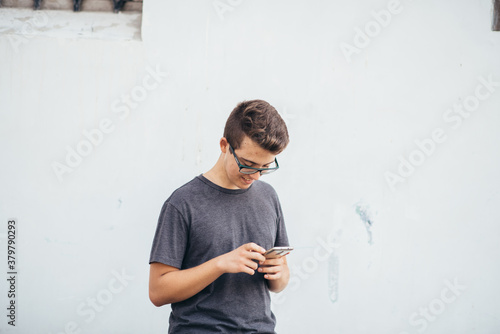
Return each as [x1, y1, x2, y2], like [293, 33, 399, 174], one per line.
[149, 200, 188, 269]
[274, 201, 289, 247]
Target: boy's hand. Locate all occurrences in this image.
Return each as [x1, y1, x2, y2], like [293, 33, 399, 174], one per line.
[218, 243, 266, 276]
[258, 256, 286, 280]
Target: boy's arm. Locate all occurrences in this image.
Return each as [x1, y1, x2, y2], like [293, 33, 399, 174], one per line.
[259, 256, 290, 293]
[149, 243, 267, 306]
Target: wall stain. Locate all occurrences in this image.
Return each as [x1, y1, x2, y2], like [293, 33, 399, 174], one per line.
[355, 201, 374, 245]
[328, 253, 339, 303]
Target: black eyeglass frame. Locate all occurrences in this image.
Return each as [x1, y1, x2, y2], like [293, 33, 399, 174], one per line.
[228, 144, 279, 175]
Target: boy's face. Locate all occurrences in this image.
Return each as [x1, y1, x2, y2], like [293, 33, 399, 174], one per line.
[221, 136, 277, 190]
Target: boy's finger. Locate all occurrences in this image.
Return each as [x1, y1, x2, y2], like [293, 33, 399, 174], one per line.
[245, 242, 266, 254]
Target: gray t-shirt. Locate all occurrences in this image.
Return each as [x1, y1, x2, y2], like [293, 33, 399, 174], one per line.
[149, 175, 289, 333]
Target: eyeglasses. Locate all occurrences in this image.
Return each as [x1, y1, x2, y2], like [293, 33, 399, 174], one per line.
[228, 144, 279, 175]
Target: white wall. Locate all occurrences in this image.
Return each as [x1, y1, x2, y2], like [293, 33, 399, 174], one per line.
[1, 0, 500, 333]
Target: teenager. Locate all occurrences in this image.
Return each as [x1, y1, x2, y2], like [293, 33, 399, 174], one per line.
[149, 99, 291, 333]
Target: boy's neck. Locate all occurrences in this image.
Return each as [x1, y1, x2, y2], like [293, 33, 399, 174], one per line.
[203, 155, 234, 189]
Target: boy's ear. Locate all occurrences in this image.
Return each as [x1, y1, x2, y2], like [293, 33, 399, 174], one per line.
[220, 137, 229, 153]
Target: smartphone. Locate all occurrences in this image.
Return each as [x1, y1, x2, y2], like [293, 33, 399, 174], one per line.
[264, 246, 293, 259]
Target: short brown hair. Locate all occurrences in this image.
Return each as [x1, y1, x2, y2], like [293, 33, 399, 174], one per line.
[224, 100, 289, 154]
